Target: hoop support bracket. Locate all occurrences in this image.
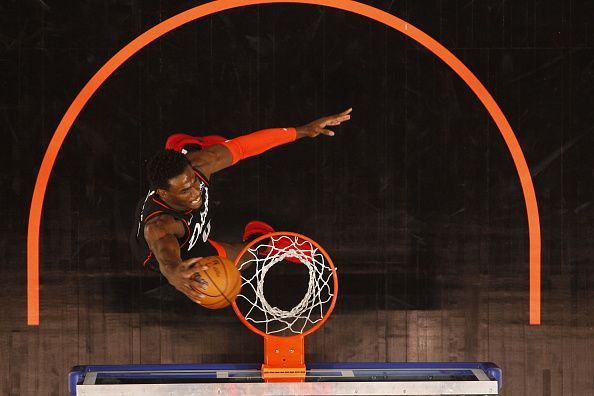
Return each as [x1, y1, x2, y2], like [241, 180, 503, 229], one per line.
[262, 334, 305, 382]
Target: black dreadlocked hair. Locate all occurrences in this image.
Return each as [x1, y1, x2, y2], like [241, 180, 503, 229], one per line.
[146, 149, 190, 191]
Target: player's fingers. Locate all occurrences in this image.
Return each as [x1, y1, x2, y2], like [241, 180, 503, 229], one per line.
[180, 265, 202, 279]
[325, 114, 350, 125]
[185, 285, 205, 300]
[319, 128, 335, 136]
[182, 256, 203, 269]
[192, 273, 209, 288]
[326, 117, 349, 126]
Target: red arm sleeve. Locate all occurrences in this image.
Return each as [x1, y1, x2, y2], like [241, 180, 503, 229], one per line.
[221, 127, 297, 165]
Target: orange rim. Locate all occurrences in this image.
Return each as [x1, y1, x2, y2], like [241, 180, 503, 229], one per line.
[231, 231, 339, 338]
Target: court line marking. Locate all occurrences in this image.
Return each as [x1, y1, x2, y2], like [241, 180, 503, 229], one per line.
[27, 0, 540, 325]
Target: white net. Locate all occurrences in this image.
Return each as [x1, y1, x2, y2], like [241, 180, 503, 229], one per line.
[236, 234, 336, 335]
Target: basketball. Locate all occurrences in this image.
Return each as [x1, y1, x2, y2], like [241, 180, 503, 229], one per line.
[192, 256, 242, 309]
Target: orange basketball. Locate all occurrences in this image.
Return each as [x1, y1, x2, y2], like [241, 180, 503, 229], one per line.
[192, 256, 242, 309]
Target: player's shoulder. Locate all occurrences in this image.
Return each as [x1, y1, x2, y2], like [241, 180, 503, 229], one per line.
[144, 213, 182, 239]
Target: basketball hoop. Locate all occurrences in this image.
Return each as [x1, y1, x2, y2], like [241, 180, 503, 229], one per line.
[232, 232, 338, 382]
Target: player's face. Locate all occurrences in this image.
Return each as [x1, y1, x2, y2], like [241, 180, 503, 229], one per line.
[161, 165, 203, 211]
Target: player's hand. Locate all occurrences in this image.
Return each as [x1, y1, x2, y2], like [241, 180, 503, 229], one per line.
[165, 257, 210, 304]
[295, 108, 352, 139]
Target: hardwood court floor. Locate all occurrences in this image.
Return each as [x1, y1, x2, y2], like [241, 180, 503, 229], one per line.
[1, 267, 592, 395]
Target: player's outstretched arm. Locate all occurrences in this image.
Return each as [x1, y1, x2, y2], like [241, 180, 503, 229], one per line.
[144, 216, 209, 303]
[187, 107, 352, 178]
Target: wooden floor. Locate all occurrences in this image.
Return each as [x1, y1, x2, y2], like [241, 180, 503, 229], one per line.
[2, 266, 592, 395]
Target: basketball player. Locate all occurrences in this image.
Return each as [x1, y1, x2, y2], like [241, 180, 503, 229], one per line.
[131, 108, 352, 304]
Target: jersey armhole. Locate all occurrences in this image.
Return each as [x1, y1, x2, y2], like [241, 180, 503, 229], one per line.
[178, 218, 191, 248]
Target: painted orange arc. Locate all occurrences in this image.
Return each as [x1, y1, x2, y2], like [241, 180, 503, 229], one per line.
[27, 0, 541, 325]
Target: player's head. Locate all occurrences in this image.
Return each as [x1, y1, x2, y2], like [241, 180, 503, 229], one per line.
[146, 149, 203, 210]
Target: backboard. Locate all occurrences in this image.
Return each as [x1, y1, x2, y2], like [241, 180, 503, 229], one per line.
[69, 361, 502, 395]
